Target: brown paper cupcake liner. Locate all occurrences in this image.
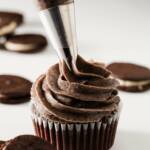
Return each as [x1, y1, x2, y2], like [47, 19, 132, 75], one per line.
[32, 112, 120, 150]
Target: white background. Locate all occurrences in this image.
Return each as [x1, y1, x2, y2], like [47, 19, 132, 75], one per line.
[0, 0, 150, 149]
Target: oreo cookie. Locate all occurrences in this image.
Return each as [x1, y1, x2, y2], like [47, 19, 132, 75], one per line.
[5, 34, 47, 53]
[1, 135, 53, 150]
[107, 62, 150, 92]
[0, 12, 23, 36]
[0, 75, 32, 104]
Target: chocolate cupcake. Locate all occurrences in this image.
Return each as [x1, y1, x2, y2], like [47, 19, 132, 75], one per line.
[31, 56, 121, 150]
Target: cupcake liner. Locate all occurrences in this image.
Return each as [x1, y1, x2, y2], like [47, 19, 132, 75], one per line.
[32, 112, 120, 150]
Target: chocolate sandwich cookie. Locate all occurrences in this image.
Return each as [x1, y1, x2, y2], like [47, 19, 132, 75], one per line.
[0, 75, 32, 104]
[0, 12, 23, 36]
[107, 62, 150, 92]
[1, 135, 54, 150]
[5, 34, 47, 53]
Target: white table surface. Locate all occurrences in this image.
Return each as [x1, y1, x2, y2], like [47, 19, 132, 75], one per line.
[0, 0, 150, 149]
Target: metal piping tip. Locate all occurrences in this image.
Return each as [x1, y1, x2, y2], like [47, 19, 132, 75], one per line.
[39, 2, 78, 71]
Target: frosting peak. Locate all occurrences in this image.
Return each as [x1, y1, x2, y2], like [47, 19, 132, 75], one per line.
[32, 56, 120, 123]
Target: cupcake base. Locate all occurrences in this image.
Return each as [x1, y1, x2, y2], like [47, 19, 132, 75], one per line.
[32, 113, 119, 150]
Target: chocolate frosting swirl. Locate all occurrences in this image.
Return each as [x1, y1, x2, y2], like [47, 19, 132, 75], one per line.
[32, 56, 120, 123]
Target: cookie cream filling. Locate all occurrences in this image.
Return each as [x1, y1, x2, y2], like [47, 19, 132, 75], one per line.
[5, 42, 37, 51]
[118, 79, 150, 87]
[0, 21, 16, 36]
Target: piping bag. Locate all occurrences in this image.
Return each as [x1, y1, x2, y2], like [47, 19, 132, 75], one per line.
[37, 0, 78, 71]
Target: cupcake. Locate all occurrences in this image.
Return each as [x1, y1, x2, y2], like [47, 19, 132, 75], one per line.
[31, 55, 121, 150]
